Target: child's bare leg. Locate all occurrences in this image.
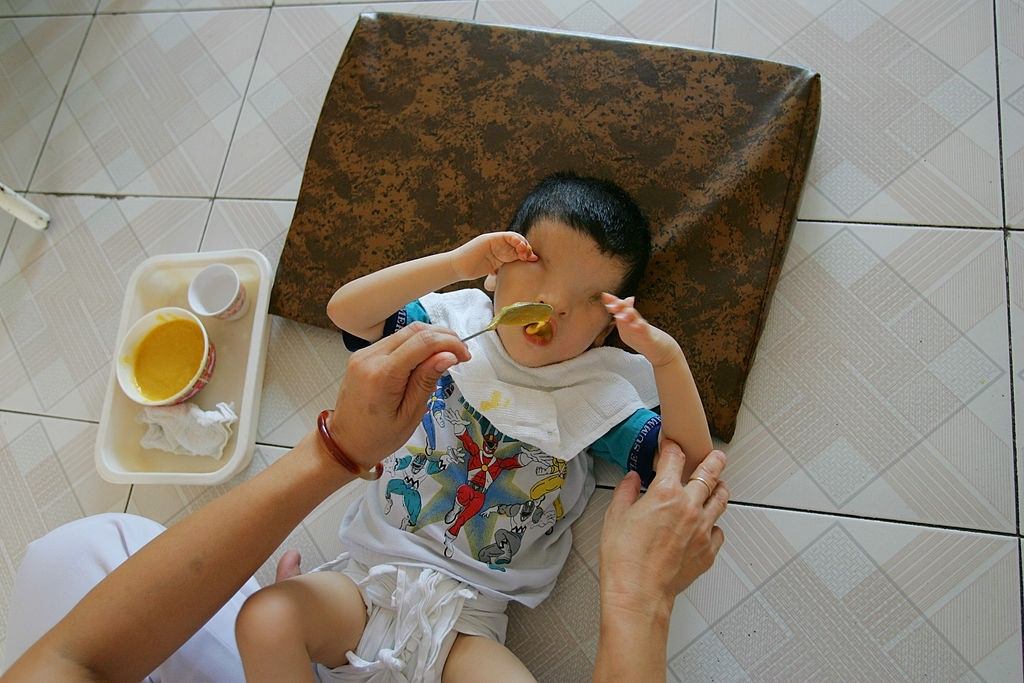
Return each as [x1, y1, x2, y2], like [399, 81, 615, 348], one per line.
[442, 633, 536, 682]
[235, 571, 367, 682]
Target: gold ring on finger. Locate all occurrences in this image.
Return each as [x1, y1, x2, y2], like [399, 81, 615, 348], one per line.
[688, 475, 713, 498]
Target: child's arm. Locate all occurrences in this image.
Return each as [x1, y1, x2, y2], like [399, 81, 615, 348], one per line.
[602, 293, 713, 481]
[327, 232, 537, 341]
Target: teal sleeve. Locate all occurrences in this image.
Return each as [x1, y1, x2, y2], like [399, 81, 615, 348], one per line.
[590, 409, 661, 486]
[341, 300, 431, 351]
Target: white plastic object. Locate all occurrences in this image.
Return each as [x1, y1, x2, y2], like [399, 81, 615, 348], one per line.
[188, 263, 248, 321]
[0, 181, 49, 231]
[96, 249, 273, 485]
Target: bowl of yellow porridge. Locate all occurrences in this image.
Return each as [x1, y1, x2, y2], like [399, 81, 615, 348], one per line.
[116, 307, 216, 406]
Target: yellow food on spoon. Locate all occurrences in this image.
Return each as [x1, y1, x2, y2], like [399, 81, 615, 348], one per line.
[133, 319, 204, 401]
[524, 321, 550, 336]
[460, 302, 553, 342]
[496, 302, 552, 327]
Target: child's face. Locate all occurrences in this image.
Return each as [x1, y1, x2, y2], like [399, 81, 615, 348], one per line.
[493, 219, 627, 368]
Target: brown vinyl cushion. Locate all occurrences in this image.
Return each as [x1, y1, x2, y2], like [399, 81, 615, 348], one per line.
[270, 12, 820, 442]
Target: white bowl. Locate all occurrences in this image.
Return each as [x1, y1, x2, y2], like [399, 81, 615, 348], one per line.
[115, 307, 216, 406]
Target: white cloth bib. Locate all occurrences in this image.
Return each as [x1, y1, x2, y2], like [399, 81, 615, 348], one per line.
[421, 290, 658, 460]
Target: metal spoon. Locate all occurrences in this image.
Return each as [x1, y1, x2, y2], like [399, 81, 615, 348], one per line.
[460, 302, 554, 342]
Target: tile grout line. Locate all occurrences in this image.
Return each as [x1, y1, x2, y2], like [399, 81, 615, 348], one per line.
[710, 0, 717, 49]
[593, 484, 1024, 539]
[17, 190, 297, 203]
[104, 3, 267, 15]
[1003, 234, 1020, 538]
[805, 217, 1005, 232]
[992, 0, 1021, 660]
[197, 5, 275, 250]
[1019, 539, 1024, 671]
[0, 11, 92, 18]
[0, 219, 14, 271]
[993, 0, 1008, 230]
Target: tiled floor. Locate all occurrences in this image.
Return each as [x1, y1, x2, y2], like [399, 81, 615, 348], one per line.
[1, 0, 1023, 680]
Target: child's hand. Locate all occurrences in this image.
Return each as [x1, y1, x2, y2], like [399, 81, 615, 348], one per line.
[602, 293, 682, 368]
[450, 232, 537, 281]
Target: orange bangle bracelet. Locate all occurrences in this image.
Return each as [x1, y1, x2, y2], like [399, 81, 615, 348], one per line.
[317, 410, 383, 480]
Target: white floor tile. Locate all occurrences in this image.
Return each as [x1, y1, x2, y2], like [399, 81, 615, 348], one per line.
[476, 0, 715, 48]
[200, 198, 294, 264]
[301, 477, 368, 560]
[717, 0, 1003, 227]
[533, 490, 1023, 683]
[257, 316, 347, 448]
[669, 501, 1022, 681]
[218, 2, 474, 199]
[0, 15, 90, 192]
[0, 0, 96, 15]
[0, 412, 130, 645]
[30, 10, 266, 196]
[99, 0, 268, 13]
[602, 222, 1016, 533]
[1000, 0, 1024, 228]
[0, 194, 208, 421]
[741, 221, 1013, 532]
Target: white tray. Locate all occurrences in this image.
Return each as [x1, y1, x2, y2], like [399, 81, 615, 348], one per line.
[96, 249, 273, 485]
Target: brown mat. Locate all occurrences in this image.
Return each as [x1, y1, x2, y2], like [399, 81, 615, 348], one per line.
[270, 13, 820, 442]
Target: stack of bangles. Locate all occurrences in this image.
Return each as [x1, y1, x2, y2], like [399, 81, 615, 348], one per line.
[316, 410, 384, 480]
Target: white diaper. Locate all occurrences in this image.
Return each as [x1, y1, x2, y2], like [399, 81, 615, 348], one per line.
[313, 553, 508, 683]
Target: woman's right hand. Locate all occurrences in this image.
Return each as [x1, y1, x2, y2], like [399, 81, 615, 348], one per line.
[328, 322, 471, 469]
[449, 232, 537, 281]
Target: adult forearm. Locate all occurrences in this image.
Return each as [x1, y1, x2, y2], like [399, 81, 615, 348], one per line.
[6, 433, 353, 683]
[653, 353, 713, 480]
[594, 602, 670, 682]
[327, 252, 460, 337]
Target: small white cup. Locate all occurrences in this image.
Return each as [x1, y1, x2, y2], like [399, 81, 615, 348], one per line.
[188, 264, 248, 321]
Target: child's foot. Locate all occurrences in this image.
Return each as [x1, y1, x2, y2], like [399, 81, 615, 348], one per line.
[274, 549, 301, 582]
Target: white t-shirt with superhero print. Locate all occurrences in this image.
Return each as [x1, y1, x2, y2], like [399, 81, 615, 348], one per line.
[337, 291, 662, 607]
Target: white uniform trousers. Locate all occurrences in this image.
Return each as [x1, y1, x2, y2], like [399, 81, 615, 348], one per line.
[2, 513, 258, 682]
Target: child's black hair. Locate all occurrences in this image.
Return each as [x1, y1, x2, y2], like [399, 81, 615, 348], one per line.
[508, 172, 651, 296]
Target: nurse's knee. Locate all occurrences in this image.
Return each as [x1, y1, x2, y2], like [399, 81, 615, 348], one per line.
[21, 513, 164, 574]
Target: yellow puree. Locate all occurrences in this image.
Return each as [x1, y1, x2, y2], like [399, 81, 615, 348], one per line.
[133, 319, 204, 401]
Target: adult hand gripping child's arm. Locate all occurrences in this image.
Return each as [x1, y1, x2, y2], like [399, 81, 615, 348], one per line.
[601, 293, 714, 481]
[327, 232, 537, 340]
